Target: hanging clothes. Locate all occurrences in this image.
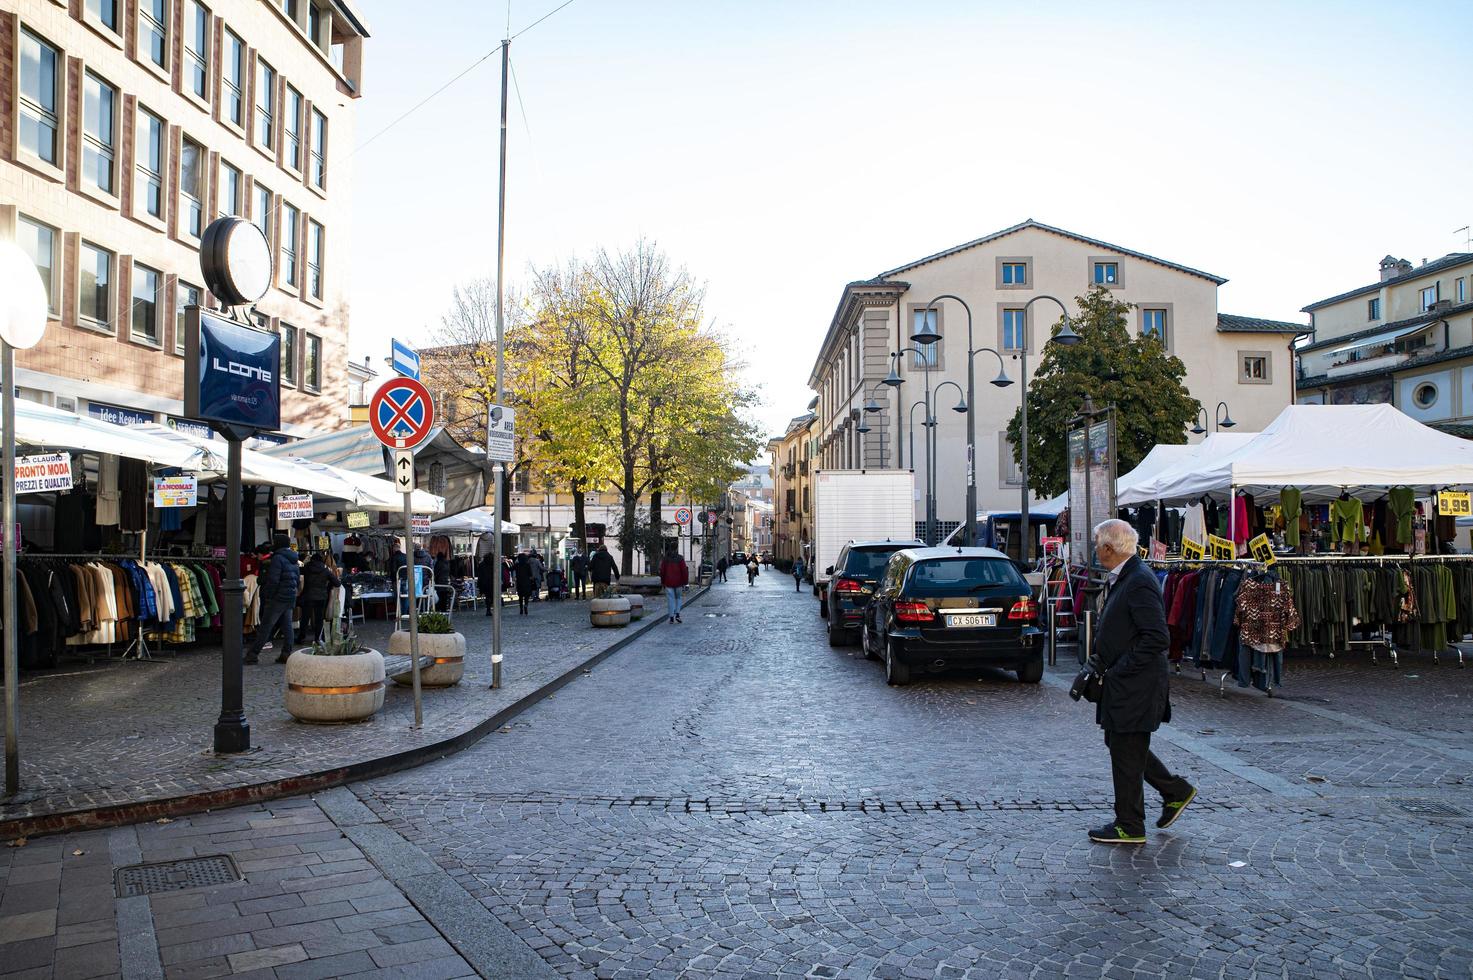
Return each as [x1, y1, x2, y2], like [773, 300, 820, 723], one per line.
[118, 458, 148, 532]
[1182, 502, 1206, 546]
[1279, 488, 1302, 548]
[1330, 497, 1365, 545]
[96, 456, 121, 526]
[1387, 487, 1415, 549]
[1232, 495, 1251, 545]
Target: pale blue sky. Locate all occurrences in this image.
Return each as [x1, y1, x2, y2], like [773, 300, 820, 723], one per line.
[348, 0, 1473, 437]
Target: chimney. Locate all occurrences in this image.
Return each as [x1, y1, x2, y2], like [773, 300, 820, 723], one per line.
[1379, 255, 1413, 282]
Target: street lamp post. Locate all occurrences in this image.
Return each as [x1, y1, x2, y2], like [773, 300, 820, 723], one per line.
[1191, 401, 1237, 436]
[886, 348, 937, 542]
[1015, 295, 1081, 565]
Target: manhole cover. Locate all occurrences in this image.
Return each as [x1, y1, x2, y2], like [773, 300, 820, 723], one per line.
[1392, 799, 1467, 817]
[115, 855, 240, 897]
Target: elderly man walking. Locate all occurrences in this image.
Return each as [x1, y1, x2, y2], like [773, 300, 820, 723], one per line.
[1087, 519, 1196, 845]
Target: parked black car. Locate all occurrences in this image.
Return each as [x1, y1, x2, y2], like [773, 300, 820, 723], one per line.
[729, 551, 748, 568]
[861, 546, 1043, 686]
[824, 539, 925, 647]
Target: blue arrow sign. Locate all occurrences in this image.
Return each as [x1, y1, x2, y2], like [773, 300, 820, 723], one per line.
[391, 339, 420, 380]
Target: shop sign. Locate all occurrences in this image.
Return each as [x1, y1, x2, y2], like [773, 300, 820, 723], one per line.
[167, 416, 214, 440]
[1248, 533, 1277, 567]
[1208, 534, 1235, 560]
[88, 402, 155, 426]
[1437, 490, 1472, 517]
[183, 309, 281, 431]
[153, 475, 198, 508]
[210, 546, 227, 558]
[411, 514, 431, 535]
[1181, 538, 1206, 561]
[346, 511, 370, 529]
[15, 452, 73, 494]
[486, 404, 516, 462]
[277, 494, 314, 521]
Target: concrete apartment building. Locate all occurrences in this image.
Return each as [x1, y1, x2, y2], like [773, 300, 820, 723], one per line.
[768, 408, 815, 562]
[1296, 252, 1473, 434]
[807, 220, 1302, 542]
[1, 0, 368, 441]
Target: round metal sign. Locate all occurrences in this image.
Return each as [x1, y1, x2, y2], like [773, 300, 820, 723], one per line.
[199, 217, 272, 306]
[370, 377, 436, 450]
[674, 507, 692, 525]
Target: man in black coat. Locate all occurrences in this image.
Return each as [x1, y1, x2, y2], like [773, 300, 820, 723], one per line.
[569, 551, 589, 599]
[1088, 519, 1196, 844]
[588, 546, 619, 598]
[247, 534, 301, 665]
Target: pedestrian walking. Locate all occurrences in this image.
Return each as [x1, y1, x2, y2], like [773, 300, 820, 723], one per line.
[529, 550, 546, 601]
[716, 556, 728, 583]
[746, 555, 759, 586]
[589, 545, 619, 597]
[300, 552, 340, 645]
[792, 558, 805, 592]
[476, 552, 498, 616]
[659, 545, 689, 623]
[247, 534, 300, 665]
[1085, 518, 1196, 845]
[389, 540, 408, 614]
[570, 551, 589, 598]
[432, 552, 451, 611]
[514, 553, 537, 615]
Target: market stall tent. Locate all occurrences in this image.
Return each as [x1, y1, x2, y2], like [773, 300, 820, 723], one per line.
[428, 506, 520, 536]
[1040, 438, 1246, 511]
[6, 400, 210, 470]
[1116, 431, 1262, 506]
[261, 426, 486, 514]
[1136, 404, 1473, 503]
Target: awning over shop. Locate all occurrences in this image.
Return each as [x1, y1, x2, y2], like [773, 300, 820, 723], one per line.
[262, 426, 487, 514]
[428, 506, 519, 536]
[1325, 321, 1431, 356]
[6, 400, 210, 470]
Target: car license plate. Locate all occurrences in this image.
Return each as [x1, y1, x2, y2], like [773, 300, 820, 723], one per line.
[947, 613, 996, 628]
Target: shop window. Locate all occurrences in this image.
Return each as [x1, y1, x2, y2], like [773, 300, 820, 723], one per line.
[131, 263, 162, 345]
[80, 242, 113, 325]
[18, 28, 63, 169]
[17, 217, 59, 316]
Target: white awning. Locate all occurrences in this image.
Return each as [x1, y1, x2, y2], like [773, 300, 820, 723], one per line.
[1325, 321, 1430, 356]
[428, 506, 519, 536]
[6, 400, 211, 470]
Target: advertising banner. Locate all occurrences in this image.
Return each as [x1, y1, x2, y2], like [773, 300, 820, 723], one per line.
[346, 511, 371, 529]
[412, 514, 431, 535]
[153, 475, 198, 508]
[277, 494, 313, 521]
[15, 453, 73, 494]
[184, 309, 281, 431]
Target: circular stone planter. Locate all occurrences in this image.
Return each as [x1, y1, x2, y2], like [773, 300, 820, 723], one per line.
[625, 594, 645, 620]
[590, 596, 631, 628]
[387, 630, 465, 687]
[620, 575, 663, 595]
[284, 649, 385, 724]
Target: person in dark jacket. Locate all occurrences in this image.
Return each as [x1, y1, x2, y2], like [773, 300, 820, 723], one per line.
[389, 541, 408, 613]
[300, 553, 340, 645]
[432, 553, 451, 611]
[1087, 519, 1195, 845]
[569, 551, 589, 598]
[476, 553, 498, 616]
[247, 534, 301, 665]
[658, 545, 689, 623]
[589, 546, 619, 598]
[513, 553, 536, 614]
[716, 556, 728, 583]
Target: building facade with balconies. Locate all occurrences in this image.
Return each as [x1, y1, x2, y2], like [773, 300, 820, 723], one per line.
[768, 409, 816, 563]
[1296, 252, 1473, 435]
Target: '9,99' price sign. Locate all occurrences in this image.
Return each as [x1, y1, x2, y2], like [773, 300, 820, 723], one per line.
[1437, 490, 1472, 517]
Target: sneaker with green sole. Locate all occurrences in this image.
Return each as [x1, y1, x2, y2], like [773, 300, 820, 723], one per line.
[1157, 785, 1197, 829]
[1088, 823, 1146, 845]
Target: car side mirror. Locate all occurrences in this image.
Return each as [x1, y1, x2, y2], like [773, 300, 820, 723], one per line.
[825, 565, 834, 575]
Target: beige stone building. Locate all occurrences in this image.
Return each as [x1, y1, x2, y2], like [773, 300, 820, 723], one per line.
[1296, 252, 1473, 434]
[768, 408, 815, 562]
[807, 220, 1302, 541]
[1, 0, 368, 440]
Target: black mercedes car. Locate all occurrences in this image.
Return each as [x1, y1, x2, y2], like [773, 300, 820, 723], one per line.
[861, 546, 1043, 686]
[824, 539, 925, 647]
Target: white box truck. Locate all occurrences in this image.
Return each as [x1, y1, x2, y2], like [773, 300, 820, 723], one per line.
[811, 469, 917, 613]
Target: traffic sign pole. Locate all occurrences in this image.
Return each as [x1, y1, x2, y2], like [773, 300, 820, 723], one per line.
[402, 485, 423, 729]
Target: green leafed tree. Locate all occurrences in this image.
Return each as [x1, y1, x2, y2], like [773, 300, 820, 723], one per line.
[1005, 286, 1201, 498]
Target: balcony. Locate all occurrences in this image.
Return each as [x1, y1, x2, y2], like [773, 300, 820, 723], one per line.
[798, 461, 809, 475]
[1326, 349, 1409, 379]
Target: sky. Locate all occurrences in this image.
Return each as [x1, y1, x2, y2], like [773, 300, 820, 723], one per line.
[347, 0, 1473, 440]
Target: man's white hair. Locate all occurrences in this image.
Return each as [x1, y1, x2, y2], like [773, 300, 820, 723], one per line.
[1093, 518, 1138, 555]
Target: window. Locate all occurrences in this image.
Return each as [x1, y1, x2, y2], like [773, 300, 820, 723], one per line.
[1239, 351, 1272, 385]
[175, 281, 200, 354]
[83, 72, 118, 195]
[80, 243, 113, 324]
[307, 220, 324, 298]
[1459, 278, 1467, 304]
[135, 107, 165, 218]
[1002, 308, 1026, 351]
[1142, 308, 1167, 343]
[139, 0, 167, 69]
[998, 433, 1023, 487]
[308, 3, 325, 47]
[179, 138, 205, 238]
[1367, 297, 1381, 321]
[1421, 284, 1439, 311]
[309, 109, 327, 188]
[284, 86, 303, 171]
[86, 0, 120, 33]
[281, 203, 300, 287]
[304, 334, 322, 392]
[254, 183, 273, 244]
[1092, 261, 1119, 285]
[18, 29, 62, 167]
[280, 323, 298, 385]
[218, 160, 241, 218]
[281, 0, 299, 16]
[255, 59, 276, 149]
[131, 263, 162, 344]
[911, 309, 939, 368]
[223, 30, 245, 126]
[185, 2, 210, 98]
[17, 217, 59, 315]
[1001, 262, 1027, 285]
[1413, 382, 1439, 409]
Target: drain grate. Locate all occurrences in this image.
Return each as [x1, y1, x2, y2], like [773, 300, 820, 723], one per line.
[115, 855, 241, 897]
[1392, 799, 1467, 817]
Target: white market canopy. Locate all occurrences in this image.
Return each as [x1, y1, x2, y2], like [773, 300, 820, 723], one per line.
[7, 399, 210, 471]
[1131, 404, 1473, 503]
[1115, 432, 1261, 506]
[428, 506, 519, 536]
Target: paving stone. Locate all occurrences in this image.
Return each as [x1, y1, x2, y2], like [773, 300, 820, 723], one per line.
[0, 909, 57, 943]
[226, 943, 310, 972]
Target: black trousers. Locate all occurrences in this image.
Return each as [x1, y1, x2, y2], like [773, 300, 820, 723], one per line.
[301, 600, 327, 645]
[572, 573, 587, 597]
[1104, 730, 1190, 834]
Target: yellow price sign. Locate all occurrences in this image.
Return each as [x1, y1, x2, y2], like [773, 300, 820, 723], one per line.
[1181, 538, 1206, 560]
[1138, 546, 1149, 559]
[1208, 534, 1236, 560]
[1248, 532, 1277, 567]
[1437, 491, 1472, 517]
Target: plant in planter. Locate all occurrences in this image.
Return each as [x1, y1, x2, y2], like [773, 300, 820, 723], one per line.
[388, 610, 466, 687]
[284, 590, 386, 723]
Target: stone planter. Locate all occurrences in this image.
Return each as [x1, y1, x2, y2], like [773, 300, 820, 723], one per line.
[590, 596, 631, 628]
[625, 594, 645, 620]
[387, 630, 465, 687]
[619, 575, 663, 596]
[284, 649, 385, 724]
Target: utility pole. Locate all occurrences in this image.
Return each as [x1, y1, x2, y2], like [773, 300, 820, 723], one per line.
[489, 37, 509, 689]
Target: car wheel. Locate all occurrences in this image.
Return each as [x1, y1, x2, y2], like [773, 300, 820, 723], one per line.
[818, 596, 829, 619]
[885, 640, 911, 687]
[827, 620, 844, 647]
[861, 623, 878, 660]
[1016, 656, 1044, 684]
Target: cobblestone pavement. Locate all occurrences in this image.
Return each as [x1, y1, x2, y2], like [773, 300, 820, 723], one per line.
[0, 595, 656, 829]
[349, 572, 1473, 979]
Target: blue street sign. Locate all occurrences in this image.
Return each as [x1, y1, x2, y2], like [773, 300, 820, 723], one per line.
[391, 339, 420, 380]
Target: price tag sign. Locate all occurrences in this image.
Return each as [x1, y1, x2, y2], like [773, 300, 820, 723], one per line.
[1137, 546, 1149, 559]
[346, 511, 370, 529]
[153, 475, 198, 508]
[1248, 532, 1277, 567]
[1150, 540, 1168, 561]
[1181, 538, 1206, 561]
[277, 494, 314, 521]
[1209, 534, 1236, 560]
[1437, 490, 1472, 516]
